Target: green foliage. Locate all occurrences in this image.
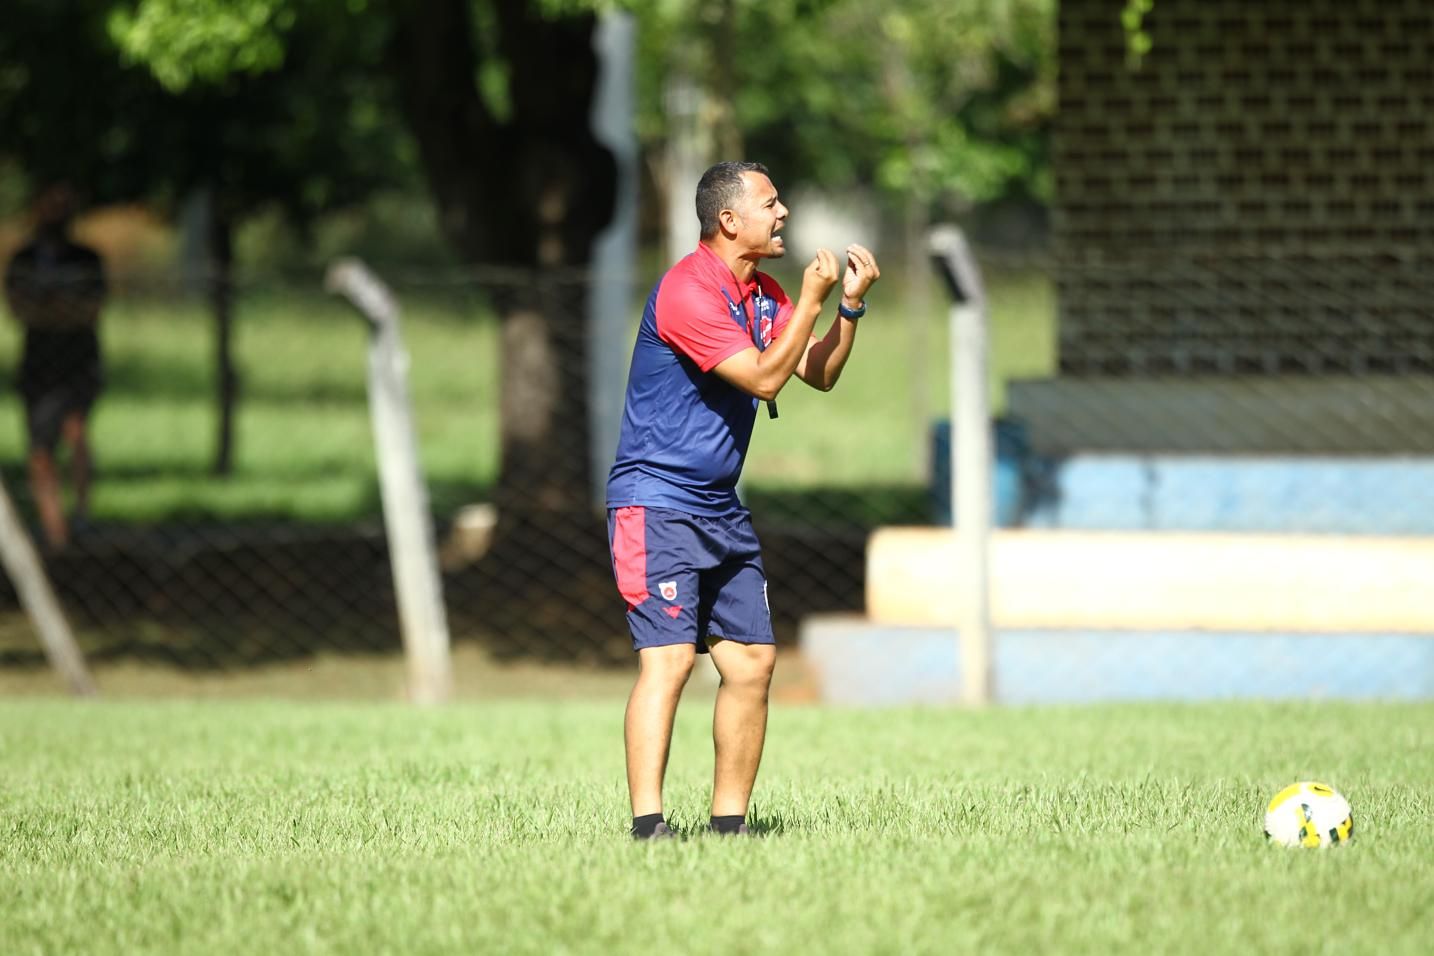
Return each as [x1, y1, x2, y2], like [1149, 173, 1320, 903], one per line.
[97, 0, 1056, 215]
[3, 697, 1433, 954]
[108, 0, 294, 90]
[634, 0, 1056, 209]
[1, 0, 414, 226]
[1122, 0, 1154, 67]
[0, 0, 181, 203]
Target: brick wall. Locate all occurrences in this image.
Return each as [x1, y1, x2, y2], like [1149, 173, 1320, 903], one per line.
[1054, 0, 1434, 374]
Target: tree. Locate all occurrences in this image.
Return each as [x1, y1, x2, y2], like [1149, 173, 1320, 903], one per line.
[0, 0, 413, 474]
[632, 0, 1055, 228]
[103, 0, 1056, 503]
[110, 0, 616, 516]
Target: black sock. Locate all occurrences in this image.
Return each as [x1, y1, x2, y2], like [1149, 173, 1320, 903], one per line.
[709, 814, 745, 835]
[631, 813, 665, 838]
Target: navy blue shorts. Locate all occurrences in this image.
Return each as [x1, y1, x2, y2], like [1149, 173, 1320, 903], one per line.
[608, 506, 774, 654]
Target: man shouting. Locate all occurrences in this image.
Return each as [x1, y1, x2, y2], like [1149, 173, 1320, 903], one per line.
[606, 161, 881, 839]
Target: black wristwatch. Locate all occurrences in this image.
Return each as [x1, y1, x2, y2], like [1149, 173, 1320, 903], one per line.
[837, 300, 866, 320]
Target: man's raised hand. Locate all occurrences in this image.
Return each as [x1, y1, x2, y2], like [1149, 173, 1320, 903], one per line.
[842, 244, 881, 304]
[802, 248, 840, 303]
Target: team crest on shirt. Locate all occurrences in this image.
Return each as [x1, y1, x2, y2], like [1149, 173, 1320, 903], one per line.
[659, 580, 678, 601]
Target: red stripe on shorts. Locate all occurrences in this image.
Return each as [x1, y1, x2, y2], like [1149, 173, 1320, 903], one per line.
[611, 506, 649, 608]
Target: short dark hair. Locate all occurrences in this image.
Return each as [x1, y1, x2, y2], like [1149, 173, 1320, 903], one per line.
[696, 161, 770, 239]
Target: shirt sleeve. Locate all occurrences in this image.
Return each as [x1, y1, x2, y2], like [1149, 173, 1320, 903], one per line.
[655, 273, 755, 372]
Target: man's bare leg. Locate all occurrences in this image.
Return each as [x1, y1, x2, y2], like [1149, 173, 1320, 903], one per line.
[707, 639, 777, 823]
[27, 449, 67, 551]
[60, 412, 91, 526]
[625, 643, 696, 821]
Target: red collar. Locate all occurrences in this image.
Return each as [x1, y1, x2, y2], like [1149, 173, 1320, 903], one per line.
[694, 242, 760, 298]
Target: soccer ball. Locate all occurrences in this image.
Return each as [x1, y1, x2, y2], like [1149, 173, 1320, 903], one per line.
[1263, 781, 1354, 848]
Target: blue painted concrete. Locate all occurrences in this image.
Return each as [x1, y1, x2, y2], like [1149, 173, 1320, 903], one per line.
[1022, 455, 1434, 534]
[800, 617, 1434, 706]
[929, 429, 1434, 536]
[930, 419, 1028, 526]
[929, 424, 1434, 534]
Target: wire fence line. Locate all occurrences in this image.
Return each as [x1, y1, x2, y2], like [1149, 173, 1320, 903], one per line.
[0, 264, 903, 672]
[0, 256, 1432, 700]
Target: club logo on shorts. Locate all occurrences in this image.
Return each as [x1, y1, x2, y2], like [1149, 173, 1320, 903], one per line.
[659, 580, 678, 601]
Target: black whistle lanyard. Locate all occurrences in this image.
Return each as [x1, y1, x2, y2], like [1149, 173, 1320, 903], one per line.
[722, 284, 779, 420]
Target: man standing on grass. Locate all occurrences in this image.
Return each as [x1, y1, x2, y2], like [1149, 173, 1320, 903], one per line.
[606, 161, 880, 839]
[4, 184, 107, 553]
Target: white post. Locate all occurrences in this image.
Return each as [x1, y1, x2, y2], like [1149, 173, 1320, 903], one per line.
[663, 70, 708, 268]
[0, 476, 94, 695]
[586, 11, 638, 508]
[326, 260, 453, 705]
[929, 226, 993, 706]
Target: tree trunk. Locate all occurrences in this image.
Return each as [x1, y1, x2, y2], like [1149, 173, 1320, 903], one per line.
[389, 0, 615, 513]
[386, 1, 619, 649]
[210, 213, 237, 477]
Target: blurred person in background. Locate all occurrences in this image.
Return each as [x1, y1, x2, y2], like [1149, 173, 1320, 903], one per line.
[607, 161, 880, 839]
[3, 183, 106, 552]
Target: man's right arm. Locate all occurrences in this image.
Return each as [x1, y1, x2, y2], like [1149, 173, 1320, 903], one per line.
[711, 250, 840, 402]
[3, 256, 39, 327]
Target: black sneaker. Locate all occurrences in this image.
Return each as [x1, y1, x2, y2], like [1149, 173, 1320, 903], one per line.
[634, 821, 675, 841]
[709, 822, 752, 836]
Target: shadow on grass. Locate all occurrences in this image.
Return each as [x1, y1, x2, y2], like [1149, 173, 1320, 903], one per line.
[746, 485, 933, 529]
[0, 484, 929, 672]
[747, 812, 789, 837]
[97, 355, 371, 404]
[0, 457, 493, 526]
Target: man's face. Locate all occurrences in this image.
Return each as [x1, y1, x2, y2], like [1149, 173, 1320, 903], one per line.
[732, 172, 788, 259]
[34, 185, 75, 234]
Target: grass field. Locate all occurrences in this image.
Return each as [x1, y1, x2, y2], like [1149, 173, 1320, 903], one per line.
[0, 263, 1054, 523]
[3, 695, 1431, 955]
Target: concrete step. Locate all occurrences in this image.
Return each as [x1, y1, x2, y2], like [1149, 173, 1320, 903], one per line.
[798, 613, 1434, 706]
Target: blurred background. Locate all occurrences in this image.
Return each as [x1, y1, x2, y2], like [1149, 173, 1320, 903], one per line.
[1, 0, 1430, 701]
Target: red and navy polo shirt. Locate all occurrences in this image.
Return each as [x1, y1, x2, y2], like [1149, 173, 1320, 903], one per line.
[606, 243, 795, 515]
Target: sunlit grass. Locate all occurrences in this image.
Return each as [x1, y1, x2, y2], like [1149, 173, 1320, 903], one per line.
[1, 697, 1429, 955]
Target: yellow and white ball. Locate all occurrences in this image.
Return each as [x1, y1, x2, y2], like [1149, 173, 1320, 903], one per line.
[1264, 781, 1354, 848]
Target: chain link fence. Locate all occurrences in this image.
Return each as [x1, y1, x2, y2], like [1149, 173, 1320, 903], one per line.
[4, 245, 1433, 702]
[804, 243, 1434, 706]
[0, 257, 950, 676]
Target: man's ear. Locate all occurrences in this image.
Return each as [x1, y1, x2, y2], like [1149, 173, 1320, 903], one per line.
[719, 208, 740, 237]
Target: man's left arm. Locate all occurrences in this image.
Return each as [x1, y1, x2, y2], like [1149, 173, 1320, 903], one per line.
[795, 244, 880, 392]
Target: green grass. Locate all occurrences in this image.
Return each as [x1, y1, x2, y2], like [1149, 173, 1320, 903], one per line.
[3, 696, 1431, 954]
[0, 265, 1054, 523]
[0, 289, 501, 523]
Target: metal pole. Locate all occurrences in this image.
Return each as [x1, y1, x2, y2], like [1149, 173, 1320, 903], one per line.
[586, 11, 638, 509]
[929, 226, 993, 705]
[0, 476, 94, 695]
[326, 260, 453, 705]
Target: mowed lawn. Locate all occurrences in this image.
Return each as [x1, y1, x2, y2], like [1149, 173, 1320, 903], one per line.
[3, 697, 1431, 955]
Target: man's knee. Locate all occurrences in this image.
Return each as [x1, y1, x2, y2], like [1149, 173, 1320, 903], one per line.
[60, 412, 88, 447]
[637, 644, 697, 688]
[27, 448, 56, 476]
[712, 642, 776, 692]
